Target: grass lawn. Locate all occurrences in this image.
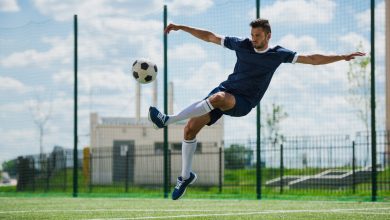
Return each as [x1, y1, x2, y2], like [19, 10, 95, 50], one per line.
[0, 196, 389, 220]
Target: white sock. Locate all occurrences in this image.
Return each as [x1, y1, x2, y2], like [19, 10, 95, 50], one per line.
[166, 99, 214, 125]
[181, 139, 197, 180]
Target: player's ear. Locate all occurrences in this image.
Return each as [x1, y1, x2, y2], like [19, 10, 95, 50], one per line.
[267, 33, 271, 40]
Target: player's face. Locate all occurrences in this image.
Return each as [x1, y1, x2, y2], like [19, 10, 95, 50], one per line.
[251, 27, 270, 50]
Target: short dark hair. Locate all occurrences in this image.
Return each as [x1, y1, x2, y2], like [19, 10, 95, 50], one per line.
[250, 19, 271, 34]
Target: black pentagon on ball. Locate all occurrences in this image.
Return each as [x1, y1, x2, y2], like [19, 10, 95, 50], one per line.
[145, 75, 153, 82]
[144, 75, 153, 82]
[140, 62, 149, 70]
[133, 71, 139, 79]
[154, 65, 157, 72]
[132, 61, 137, 66]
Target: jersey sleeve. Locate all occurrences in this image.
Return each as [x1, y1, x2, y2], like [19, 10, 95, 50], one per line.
[278, 47, 298, 63]
[223, 36, 245, 51]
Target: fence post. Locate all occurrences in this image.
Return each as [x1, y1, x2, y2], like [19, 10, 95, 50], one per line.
[280, 144, 284, 194]
[125, 150, 129, 193]
[163, 4, 169, 199]
[72, 14, 79, 198]
[168, 148, 172, 190]
[89, 152, 92, 193]
[370, 0, 377, 202]
[63, 155, 66, 192]
[255, 0, 262, 201]
[32, 158, 35, 192]
[219, 147, 223, 193]
[46, 157, 50, 192]
[352, 141, 356, 194]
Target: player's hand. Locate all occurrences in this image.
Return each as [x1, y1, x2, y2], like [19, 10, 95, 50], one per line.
[344, 52, 366, 61]
[164, 23, 181, 34]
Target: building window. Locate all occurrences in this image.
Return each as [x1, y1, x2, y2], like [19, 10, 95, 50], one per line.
[171, 143, 182, 151]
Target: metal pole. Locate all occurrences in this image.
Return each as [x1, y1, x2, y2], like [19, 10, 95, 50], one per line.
[125, 150, 129, 193]
[255, 0, 262, 200]
[370, 0, 377, 202]
[280, 144, 284, 194]
[46, 158, 50, 192]
[89, 152, 92, 193]
[219, 147, 223, 193]
[73, 14, 78, 198]
[163, 5, 169, 199]
[352, 141, 356, 194]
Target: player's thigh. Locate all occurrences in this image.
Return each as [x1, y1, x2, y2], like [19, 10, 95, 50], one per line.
[184, 114, 211, 139]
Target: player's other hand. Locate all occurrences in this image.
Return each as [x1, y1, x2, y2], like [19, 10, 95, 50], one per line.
[344, 52, 366, 61]
[164, 23, 180, 34]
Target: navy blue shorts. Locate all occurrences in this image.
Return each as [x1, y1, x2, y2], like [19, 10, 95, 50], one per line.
[205, 86, 253, 126]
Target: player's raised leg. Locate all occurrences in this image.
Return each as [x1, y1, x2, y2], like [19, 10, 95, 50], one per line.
[148, 91, 235, 129]
[148, 99, 213, 129]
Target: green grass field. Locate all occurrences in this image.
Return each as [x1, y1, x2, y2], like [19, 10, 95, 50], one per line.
[0, 197, 389, 220]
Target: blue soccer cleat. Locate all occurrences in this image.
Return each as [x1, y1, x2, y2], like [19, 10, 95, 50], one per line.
[171, 172, 197, 200]
[148, 106, 169, 129]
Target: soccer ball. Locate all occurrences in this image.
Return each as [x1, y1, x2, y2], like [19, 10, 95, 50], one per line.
[132, 59, 158, 84]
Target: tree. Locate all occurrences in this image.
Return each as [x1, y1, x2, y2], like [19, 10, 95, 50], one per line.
[262, 103, 288, 168]
[224, 144, 252, 169]
[28, 92, 52, 161]
[345, 42, 371, 165]
[264, 103, 288, 147]
[2, 159, 17, 177]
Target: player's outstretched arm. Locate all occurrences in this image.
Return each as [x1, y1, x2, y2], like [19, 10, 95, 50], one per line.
[164, 23, 222, 45]
[296, 52, 366, 65]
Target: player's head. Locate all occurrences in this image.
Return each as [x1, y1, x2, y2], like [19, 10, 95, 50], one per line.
[249, 19, 271, 50]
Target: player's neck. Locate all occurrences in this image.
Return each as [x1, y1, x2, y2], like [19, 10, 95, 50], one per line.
[254, 46, 269, 53]
[254, 42, 269, 53]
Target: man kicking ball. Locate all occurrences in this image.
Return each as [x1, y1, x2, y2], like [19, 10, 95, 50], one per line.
[149, 19, 365, 200]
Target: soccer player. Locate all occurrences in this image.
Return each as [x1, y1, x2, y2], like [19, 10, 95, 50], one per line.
[149, 19, 365, 200]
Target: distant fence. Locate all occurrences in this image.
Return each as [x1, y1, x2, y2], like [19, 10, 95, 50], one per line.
[12, 131, 389, 199]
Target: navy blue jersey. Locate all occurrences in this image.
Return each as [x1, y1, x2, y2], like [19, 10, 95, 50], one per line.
[220, 36, 297, 108]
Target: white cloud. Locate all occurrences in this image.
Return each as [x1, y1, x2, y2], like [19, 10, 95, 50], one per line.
[0, 103, 26, 115]
[338, 32, 369, 52]
[280, 94, 363, 136]
[169, 43, 207, 61]
[0, 6, 163, 68]
[166, 0, 213, 16]
[33, 0, 162, 21]
[355, 1, 385, 33]
[276, 34, 322, 53]
[0, 76, 29, 93]
[0, 0, 20, 12]
[0, 35, 73, 68]
[251, 0, 335, 25]
[354, 1, 385, 60]
[53, 67, 131, 92]
[0, 129, 37, 162]
[176, 61, 227, 91]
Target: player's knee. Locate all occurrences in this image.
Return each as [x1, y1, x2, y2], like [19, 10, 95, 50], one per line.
[209, 92, 235, 110]
[209, 92, 225, 107]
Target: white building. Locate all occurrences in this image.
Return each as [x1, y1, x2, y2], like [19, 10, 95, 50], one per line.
[89, 82, 224, 186]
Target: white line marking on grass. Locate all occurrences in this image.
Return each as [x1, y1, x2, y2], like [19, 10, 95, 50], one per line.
[336, 211, 390, 215]
[84, 207, 390, 220]
[0, 209, 225, 214]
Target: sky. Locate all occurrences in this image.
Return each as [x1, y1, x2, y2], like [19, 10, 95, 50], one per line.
[0, 0, 386, 164]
